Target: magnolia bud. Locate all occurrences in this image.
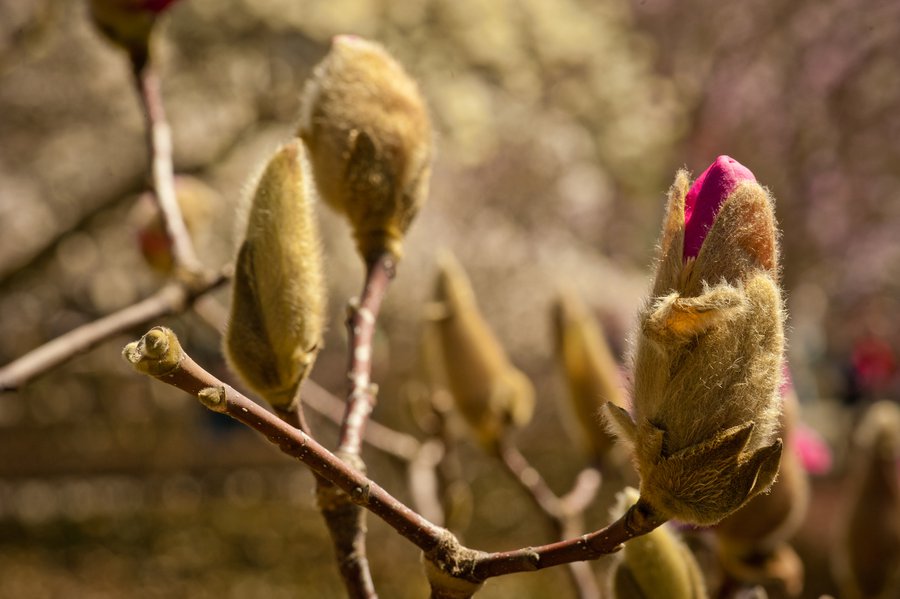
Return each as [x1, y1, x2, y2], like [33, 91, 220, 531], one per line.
[299, 35, 432, 262]
[224, 140, 326, 409]
[428, 253, 534, 451]
[832, 400, 900, 599]
[88, 0, 179, 62]
[607, 156, 785, 525]
[608, 488, 708, 599]
[551, 290, 625, 463]
[132, 176, 216, 274]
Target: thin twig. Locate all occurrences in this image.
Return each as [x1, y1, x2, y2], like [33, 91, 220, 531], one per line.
[497, 441, 603, 599]
[132, 57, 203, 276]
[0, 271, 228, 392]
[338, 252, 396, 455]
[123, 328, 665, 595]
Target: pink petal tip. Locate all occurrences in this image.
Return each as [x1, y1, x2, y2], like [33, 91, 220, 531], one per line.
[683, 155, 756, 260]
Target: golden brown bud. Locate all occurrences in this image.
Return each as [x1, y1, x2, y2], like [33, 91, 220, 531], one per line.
[428, 253, 534, 451]
[122, 326, 183, 377]
[299, 35, 432, 262]
[608, 488, 708, 599]
[607, 158, 785, 525]
[88, 0, 180, 63]
[833, 400, 900, 599]
[224, 140, 326, 409]
[551, 290, 625, 463]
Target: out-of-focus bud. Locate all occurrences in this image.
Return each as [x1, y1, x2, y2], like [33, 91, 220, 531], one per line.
[298, 35, 432, 263]
[428, 253, 534, 452]
[131, 175, 216, 274]
[551, 290, 626, 464]
[88, 0, 180, 62]
[606, 156, 784, 525]
[714, 376, 810, 596]
[608, 487, 708, 599]
[832, 400, 900, 599]
[224, 140, 326, 409]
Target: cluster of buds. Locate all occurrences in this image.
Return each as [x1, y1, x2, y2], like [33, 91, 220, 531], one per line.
[607, 156, 785, 525]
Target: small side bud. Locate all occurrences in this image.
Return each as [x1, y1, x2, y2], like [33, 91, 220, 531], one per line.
[122, 326, 183, 377]
[224, 140, 326, 409]
[197, 386, 227, 413]
[551, 290, 626, 463]
[622, 156, 785, 525]
[299, 35, 433, 262]
[428, 253, 534, 451]
[607, 488, 708, 599]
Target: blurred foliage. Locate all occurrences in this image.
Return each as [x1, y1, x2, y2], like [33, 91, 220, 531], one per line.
[0, 0, 898, 597]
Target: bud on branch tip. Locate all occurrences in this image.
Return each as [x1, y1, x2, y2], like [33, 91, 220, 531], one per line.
[608, 155, 785, 525]
[122, 326, 183, 377]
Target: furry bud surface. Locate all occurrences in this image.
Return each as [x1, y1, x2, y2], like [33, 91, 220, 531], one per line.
[606, 156, 785, 525]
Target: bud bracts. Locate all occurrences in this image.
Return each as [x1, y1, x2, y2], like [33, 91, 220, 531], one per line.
[224, 141, 326, 409]
[429, 254, 534, 450]
[607, 156, 785, 525]
[299, 35, 432, 262]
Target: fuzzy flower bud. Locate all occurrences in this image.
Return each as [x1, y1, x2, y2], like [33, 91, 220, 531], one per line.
[607, 488, 708, 599]
[298, 35, 432, 262]
[833, 400, 900, 599]
[88, 0, 180, 61]
[551, 290, 626, 463]
[428, 253, 534, 451]
[224, 140, 326, 409]
[606, 156, 785, 525]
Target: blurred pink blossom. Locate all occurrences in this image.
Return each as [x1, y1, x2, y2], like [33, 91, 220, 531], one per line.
[684, 155, 756, 260]
[792, 422, 833, 475]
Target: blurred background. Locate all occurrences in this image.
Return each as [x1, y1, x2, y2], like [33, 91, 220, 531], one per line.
[1, 0, 899, 596]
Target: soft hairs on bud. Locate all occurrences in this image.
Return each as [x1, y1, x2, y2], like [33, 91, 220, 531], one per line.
[224, 140, 326, 409]
[607, 156, 785, 525]
[298, 35, 432, 262]
[428, 253, 534, 451]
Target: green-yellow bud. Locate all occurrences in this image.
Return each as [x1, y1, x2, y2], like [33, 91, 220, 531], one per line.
[299, 35, 432, 262]
[88, 0, 180, 63]
[428, 253, 534, 451]
[224, 140, 326, 409]
[551, 290, 626, 463]
[608, 488, 708, 599]
[607, 158, 785, 525]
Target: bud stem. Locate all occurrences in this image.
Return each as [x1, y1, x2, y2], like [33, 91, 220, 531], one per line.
[132, 56, 204, 277]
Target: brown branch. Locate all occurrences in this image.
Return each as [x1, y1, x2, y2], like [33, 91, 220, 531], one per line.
[0, 271, 228, 392]
[338, 252, 396, 455]
[132, 56, 204, 277]
[123, 327, 665, 596]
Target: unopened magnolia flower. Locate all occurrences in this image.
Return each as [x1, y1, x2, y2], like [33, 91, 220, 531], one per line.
[606, 156, 785, 525]
[552, 290, 626, 463]
[298, 35, 432, 263]
[428, 253, 534, 451]
[833, 400, 900, 599]
[608, 488, 708, 599]
[224, 140, 326, 410]
[88, 0, 180, 60]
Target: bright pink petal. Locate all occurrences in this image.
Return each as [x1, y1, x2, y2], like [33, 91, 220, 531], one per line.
[792, 423, 833, 475]
[140, 0, 179, 13]
[683, 155, 756, 260]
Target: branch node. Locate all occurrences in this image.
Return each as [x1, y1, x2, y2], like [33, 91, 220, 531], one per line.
[198, 385, 227, 413]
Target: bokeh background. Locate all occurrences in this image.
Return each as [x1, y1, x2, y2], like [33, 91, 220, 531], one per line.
[1, 0, 899, 596]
